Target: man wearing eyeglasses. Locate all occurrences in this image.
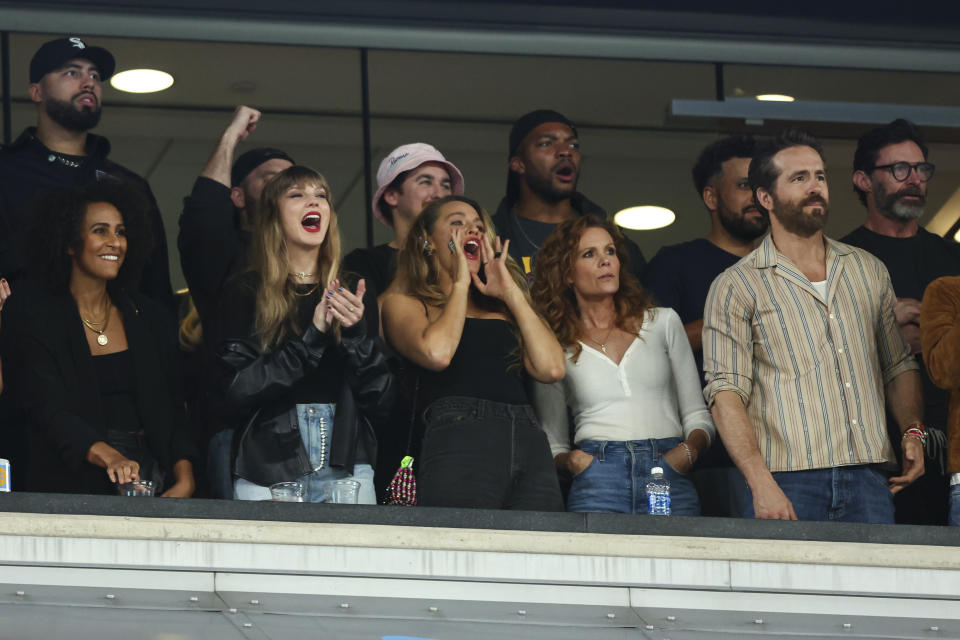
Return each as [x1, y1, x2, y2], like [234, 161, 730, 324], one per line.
[842, 118, 959, 526]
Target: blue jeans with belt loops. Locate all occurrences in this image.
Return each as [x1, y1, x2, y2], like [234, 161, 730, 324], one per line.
[567, 437, 701, 515]
[234, 403, 375, 504]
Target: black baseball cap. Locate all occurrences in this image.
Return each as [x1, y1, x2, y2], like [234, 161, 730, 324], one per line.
[508, 109, 578, 158]
[231, 148, 295, 186]
[30, 37, 116, 83]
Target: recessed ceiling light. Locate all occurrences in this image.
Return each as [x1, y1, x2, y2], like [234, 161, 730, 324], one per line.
[756, 94, 795, 102]
[614, 206, 675, 230]
[110, 69, 174, 94]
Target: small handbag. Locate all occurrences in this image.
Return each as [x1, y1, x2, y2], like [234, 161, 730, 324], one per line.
[382, 376, 419, 506]
[384, 455, 417, 506]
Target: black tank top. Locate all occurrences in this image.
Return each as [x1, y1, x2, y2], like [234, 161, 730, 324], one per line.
[93, 349, 141, 433]
[418, 318, 529, 407]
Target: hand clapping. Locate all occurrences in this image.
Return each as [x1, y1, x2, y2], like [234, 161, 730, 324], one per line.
[313, 278, 366, 333]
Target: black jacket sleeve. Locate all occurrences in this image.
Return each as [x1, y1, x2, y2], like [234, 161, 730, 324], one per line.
[178, 177, 245, 325]
[215, 278, 334, 411]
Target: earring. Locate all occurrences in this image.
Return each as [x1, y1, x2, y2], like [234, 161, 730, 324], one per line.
[422, 237, 434, 256]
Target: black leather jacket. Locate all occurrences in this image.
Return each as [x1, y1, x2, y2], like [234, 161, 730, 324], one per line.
[217, 295, 395, 487]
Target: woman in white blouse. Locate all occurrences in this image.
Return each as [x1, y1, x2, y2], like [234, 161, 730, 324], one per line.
[531, 215, 714, 515]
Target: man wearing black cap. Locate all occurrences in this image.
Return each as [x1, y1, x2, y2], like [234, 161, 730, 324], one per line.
[492, 109, 645, 278]
[178, 105, 293, 328]
[0, 36, 174, 308]
[177, 105, 292, 499]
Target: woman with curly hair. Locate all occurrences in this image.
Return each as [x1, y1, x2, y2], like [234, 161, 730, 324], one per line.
[216, 165, 393, 502]
[381, 195, 565, 509]
[531, 215, 714, 515]
[3, 181, 196, 495]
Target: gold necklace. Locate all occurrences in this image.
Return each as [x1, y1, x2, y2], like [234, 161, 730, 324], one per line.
[81, 305, 111, 346]
[292, 282, 321, 297]
[585, 325, 615, 355]
[290, 270, 316, 279]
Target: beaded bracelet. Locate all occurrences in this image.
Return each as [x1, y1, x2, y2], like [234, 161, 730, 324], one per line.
[679, 441, 695, 466]
[902, 424, 927, 449]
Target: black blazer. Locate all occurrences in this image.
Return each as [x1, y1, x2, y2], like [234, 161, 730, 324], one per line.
[2, 282, 197, 494]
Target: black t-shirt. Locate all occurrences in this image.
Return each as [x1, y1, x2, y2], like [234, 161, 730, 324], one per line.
[841, 225, 960, 429]
[644, 238, 742, 328]
[343, 243, 398, 298]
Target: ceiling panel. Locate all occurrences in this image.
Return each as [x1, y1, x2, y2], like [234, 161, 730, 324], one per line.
[368, 50, 717, 127]
[8, 33, 362, 113]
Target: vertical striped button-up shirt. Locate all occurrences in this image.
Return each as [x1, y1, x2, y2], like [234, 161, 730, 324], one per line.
[703, 234, 918, 472]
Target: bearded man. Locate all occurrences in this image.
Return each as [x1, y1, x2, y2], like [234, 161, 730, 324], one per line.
[0, 37, 173, 307]
[643, 134, 768, 517]
[842, 119, 959, 525]
[704, 129, 925, 523]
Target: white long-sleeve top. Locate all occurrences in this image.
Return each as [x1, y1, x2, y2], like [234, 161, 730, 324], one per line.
[533, 307, 715, 457]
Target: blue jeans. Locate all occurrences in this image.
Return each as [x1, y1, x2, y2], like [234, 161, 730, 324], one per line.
[206, 428, 234, 500]
[234, 403, 376, 504]
[950, 484, 960, 527]
[742, 465, 894, 523]
[567, 438, 701, 516]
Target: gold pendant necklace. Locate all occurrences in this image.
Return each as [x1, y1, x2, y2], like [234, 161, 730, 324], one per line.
[586, 325, 615, 354]
[81, 305, 111, 346]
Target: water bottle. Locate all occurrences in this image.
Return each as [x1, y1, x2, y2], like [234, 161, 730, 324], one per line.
[646, 466, 671, 515]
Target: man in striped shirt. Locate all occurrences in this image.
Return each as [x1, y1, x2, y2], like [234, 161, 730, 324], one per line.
[703, 129, 926, 522]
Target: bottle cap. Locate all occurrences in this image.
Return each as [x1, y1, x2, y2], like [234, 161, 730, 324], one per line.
[651, 466, 663, 475]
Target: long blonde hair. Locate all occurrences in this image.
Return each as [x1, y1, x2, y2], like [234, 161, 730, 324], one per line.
[394, 195, 529, 313]
[248, 165, 341, 349]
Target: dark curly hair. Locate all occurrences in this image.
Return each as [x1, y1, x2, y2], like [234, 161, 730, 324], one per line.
[531, 214, 654, 362]
[26, 180, 153, 295]
[691, 134, 757, 195]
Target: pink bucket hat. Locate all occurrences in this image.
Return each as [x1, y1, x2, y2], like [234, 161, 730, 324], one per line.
[372, 142, 465, 229]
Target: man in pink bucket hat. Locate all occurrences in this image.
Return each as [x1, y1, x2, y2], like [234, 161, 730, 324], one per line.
[344, 142, 464, 301]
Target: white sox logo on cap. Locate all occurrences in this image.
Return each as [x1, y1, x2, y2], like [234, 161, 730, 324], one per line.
[69, 37, 86, 49]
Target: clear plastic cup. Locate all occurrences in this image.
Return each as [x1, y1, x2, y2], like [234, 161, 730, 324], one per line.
[330, 479, 360, 504]
[270, 481, 304, 502]
[118, 480, 154, 497]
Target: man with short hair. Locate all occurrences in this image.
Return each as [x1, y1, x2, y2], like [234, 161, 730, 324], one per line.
[492, 109, 645, 278]
[342, 142, 463, 501]
[704, 129, 925, 522]
[177, 105, 293, 499]
[178, 105, 294, 329]
[841, 118, 958, 524]
[643, 134, 766, 516]
[0, 36, 173, 308]
[343, 142, 464, 299]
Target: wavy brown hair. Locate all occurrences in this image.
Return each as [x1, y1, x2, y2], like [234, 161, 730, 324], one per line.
[394, 195, 529, 314]
[531, 215, 654, 362]
[248, 165, 341, 349]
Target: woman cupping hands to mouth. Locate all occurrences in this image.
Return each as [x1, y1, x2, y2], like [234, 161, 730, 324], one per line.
[381, 195, 566, 510]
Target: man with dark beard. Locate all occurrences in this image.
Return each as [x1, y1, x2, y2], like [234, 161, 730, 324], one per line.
[0, 37, 175, 490]
[493, 110, 645, 278]
[841, 119, 958, 525]
[0, 37, 173, 308]
[703, 129, 925, 522]
[644, 134, 767, 516]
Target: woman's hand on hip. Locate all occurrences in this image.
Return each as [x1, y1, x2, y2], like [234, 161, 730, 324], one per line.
[566, 449, 595, 476]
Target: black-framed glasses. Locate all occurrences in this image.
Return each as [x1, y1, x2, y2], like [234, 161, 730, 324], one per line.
[870, 161, 936, 182]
